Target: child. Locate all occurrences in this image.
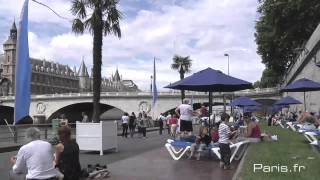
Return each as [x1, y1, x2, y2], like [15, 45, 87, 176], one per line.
[188, 127, 211, 160]
[169, 114, 178, 138]
[218, 113, 237, 169]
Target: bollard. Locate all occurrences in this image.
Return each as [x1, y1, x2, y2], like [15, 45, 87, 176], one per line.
[45, 126, 48, 139]
[13, 126, 17, 143]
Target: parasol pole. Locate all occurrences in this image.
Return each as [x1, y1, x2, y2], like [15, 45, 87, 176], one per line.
[303, 91, 306, 111]
[208, 92, 213, 130]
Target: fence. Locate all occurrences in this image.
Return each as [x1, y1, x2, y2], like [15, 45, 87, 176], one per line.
[0, 120, 163, 144]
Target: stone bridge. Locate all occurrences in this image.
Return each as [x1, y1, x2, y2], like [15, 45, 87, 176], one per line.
[0, 88, 280, 124]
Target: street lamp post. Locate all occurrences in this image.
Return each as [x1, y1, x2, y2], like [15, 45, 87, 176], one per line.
[150, 75, 153, 93]
[224, 53, 230, 113]
[224, 53, 229, 75]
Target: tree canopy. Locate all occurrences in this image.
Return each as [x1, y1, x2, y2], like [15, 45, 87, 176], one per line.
[255, 0, 320, 87]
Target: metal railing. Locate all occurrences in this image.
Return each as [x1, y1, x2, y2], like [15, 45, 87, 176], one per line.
[0, 121, 163, 144]
[0, 87, 280, 101]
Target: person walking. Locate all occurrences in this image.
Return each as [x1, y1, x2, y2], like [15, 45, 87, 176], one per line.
[121, 112, 129, 138]
[158, 113, 165, 135]
[140, 113, 148, 138]
[137, 112, 143, 138]
[129, 112, 137, 138]
[169, 114, 178, 138]
[166, 113, 171, 134]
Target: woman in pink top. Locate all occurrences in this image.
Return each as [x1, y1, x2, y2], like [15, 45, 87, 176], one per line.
[169, 114, 178, 138]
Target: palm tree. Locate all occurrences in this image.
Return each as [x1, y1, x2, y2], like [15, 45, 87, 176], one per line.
[171, 55, 192, 102]
[71, 0, 122, 122]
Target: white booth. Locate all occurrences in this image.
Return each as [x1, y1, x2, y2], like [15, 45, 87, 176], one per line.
[76, 121, 118, 155]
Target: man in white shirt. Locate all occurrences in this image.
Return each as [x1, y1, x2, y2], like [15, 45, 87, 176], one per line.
[10, 127, 57, 180]
[175, 99, 194, 135]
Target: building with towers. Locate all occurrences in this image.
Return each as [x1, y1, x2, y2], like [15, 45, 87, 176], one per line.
[0, 21, 139, 96]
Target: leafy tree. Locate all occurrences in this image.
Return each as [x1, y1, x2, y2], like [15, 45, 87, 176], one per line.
[259, 68, 279, 88]
[171, 55, 192, 102]
[255, 0, 320, 86]
[71, 0, 122, 122]
[253, 80, 260, 88]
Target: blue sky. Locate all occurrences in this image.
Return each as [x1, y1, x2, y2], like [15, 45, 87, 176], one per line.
[0, 0, 265, 91]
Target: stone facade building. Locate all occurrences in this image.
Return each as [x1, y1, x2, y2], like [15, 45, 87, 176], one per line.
[0, 22, 139, 96]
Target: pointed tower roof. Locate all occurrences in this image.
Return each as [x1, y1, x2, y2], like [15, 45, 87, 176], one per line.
[78, 57, 89, 77]
[114, 68, 121, 82]
[11, 21, 17, 31]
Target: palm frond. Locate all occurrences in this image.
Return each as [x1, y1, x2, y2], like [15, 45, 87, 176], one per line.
[171, 54, 193, 72]
[83, 17, 93, 34]
[70, 0, 87, 19]
[71, 18, 85, 34]
[171, 63, 180, 70]
[102, 0, 122, 38]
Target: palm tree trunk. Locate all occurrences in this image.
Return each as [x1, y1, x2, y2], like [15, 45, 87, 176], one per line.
[92, 10, 103, 122]
[180, 72, 185, 103]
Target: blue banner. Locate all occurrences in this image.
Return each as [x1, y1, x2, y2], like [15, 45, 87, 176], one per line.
[14, 0, 31, 123]
[152, 58, 158, 108]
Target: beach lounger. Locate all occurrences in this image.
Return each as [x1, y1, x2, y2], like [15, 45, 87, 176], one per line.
[310, 140, 319, 146]
[165, 140, 193, 160]
[304, 131, 320, 143]
[286, 122, 297, 131]
[165, 139, 217, 160]
[211, 140, 250, 163]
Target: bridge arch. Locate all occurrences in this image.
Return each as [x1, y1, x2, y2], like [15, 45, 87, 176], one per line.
[0, 105, 14, 124]
[47, 102, 125, 123]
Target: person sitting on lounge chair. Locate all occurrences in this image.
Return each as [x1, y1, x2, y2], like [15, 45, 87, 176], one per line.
[188, 127, 211, 160]
[299, 112, 316, 131]
[244, 112, 261, 143]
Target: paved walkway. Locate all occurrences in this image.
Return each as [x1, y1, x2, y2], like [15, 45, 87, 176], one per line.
[0, 130, 239, 180]
[107, 147, 237, 180]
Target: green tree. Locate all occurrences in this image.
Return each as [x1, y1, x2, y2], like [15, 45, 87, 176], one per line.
[255, 0, 320, 86]
[253, 80, 260, 88]
[71, 0, 122, 122]
[259, 68, 279, 88]
[171, 55, 192, 102]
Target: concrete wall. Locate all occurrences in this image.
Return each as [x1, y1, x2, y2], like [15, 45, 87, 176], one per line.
[282, 24, 320, 113]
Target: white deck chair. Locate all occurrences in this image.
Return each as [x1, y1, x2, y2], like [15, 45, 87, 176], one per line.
[165, 143, 191, 160]
[211, 140, 250, 163]
[304, 131, 319, 143]
[310, 140, 319, 146]
[286, 122, 297, 131]
[166, 139, 190, 154]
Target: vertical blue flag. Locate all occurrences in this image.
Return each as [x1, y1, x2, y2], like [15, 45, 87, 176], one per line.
[14, 0, 31, 124]
[152, 58, 158, 108]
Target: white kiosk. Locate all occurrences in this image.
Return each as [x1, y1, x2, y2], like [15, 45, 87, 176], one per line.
[76, 121, 118, 155]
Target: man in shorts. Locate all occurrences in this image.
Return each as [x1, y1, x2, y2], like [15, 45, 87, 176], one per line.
[175, 98, 195, 135]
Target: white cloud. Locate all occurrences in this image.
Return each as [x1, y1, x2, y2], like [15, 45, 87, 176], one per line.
[0, 0, 265, 91]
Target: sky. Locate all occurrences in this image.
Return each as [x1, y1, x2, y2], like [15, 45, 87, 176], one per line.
[0, 0, 265, 91]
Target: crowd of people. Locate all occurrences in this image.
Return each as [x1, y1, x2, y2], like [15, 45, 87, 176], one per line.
[268, 109, 320, 131]
[9, 98, 265, 179]
[154, 98, 264, 169]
